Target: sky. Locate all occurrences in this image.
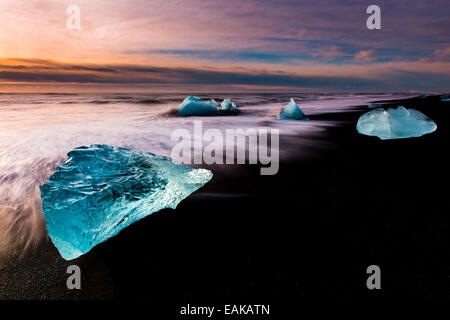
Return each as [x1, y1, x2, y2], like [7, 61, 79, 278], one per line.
[0, 0, 449, 92]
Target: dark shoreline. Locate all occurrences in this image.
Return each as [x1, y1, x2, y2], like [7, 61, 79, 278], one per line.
[1, 94, 449, 300]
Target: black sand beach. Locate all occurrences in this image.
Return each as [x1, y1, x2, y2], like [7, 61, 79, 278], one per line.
[1, 95, 449, 303]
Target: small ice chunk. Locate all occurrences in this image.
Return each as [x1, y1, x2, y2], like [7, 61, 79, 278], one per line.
[279, 98, 308, 120]
[418, 93, 429, 98]
[356, 106, 437, 140]
[221, 98, 237, 111]
[218, 98, 239, 115]
[178, 96, 218, 117]
[441, 94, 449, 102]
[40, 145, 213, 260]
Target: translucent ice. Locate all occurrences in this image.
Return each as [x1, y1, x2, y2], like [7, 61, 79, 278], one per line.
[217, 98, 239, 115]
[441, 94, 449, 102]
[221, 98, 237, 111]
[40, 145, 213, 260]
[178, 96, 218, 116]
[279, 98, 308, 120]
[356, 106, 437, 140]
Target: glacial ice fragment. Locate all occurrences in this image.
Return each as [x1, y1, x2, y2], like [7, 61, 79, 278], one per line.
[40, 144, 213, 260]
[441, 94, 449, 102]
[356, 106, 437, 140]
[279, 98, 308, 120]
[218, 98, 240, 115]
[178, 96, 218, 116]
[221, 98, 237, 111]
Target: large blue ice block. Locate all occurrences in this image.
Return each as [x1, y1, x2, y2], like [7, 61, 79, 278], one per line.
[40, 145, 212, 260]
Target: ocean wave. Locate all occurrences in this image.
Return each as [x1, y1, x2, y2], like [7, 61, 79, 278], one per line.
[88, 100, 112, 104]
[0, 153, 63, 263]
[135, 99, 165, 104]
[156, 107, 179, 117]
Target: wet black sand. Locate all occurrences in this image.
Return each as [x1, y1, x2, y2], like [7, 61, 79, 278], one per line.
[1, 94, 449, 303]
